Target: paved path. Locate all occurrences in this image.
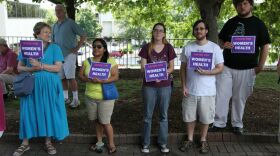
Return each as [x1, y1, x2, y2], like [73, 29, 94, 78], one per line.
[1, 141, 280, 156]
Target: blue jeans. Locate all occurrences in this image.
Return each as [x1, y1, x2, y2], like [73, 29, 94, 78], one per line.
[142, 86, 171, 146]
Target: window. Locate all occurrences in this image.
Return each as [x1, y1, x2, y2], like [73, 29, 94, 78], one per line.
[7, 1, 46, 18]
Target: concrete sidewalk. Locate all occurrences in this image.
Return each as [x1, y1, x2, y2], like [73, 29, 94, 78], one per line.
[1, 132, 280, 156]
[1, 141, 280, 156]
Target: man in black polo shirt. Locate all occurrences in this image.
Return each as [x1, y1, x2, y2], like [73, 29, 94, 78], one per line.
[209, 0, 271, 134]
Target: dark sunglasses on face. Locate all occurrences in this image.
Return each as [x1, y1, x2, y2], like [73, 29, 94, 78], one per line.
[93, 45, 103, 49]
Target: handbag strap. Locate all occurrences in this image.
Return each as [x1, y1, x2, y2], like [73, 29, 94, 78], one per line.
[87, 57, 92, 65]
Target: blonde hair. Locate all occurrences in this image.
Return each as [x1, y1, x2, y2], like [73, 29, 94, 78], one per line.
[148, 23, 169, 57]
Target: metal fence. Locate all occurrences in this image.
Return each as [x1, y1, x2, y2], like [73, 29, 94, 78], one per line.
[1, 36, 278, 69]
[0, 36, 194, 69]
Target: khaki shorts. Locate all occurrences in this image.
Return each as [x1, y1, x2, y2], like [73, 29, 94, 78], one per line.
[85, 96, 115, 124]
[59, 53, 77, 79]
[182, 95, 215, 124]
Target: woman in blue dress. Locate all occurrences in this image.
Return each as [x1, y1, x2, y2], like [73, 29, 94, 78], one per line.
[13, 22, 69, 156]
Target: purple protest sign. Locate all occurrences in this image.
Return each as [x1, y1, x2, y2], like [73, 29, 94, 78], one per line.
[20, 40, 43, 59]
[189, 52, 213, 70]
[145, 61, 168, 82]
[88, 62, 111, 80]
[231, 36, 255, 54]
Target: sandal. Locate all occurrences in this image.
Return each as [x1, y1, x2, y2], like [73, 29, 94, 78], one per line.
[44, 143, 57, 155]
[13, 144, 30, 156]
[108, 146, 117, 154]
[89, 143, 104, 153]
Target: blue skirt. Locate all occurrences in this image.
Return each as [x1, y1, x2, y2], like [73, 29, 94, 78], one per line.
[19, 71, 69, 140]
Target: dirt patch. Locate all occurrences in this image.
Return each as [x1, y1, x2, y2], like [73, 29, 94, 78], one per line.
[4, 87, 280, 134]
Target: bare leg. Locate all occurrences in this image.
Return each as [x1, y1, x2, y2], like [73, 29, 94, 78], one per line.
[200, 124, 209, 141]
[103, 124, 115, 148]
[187, 121, 196, 141]
[69, 79, 78, 91]
[62, 79, 69, 91]
[95, 121, 104, 142]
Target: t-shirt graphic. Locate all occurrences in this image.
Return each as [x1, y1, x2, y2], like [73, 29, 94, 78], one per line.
[233, 22, 245, 36]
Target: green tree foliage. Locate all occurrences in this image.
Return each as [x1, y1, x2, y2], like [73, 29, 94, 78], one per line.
[43, 9, 56, 26]
[76, 8, 102, 39]
[254, 0, 280, 62]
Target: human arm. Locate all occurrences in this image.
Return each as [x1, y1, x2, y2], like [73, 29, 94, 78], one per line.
[167, 59, 174, 74]
[29, 59, 62, 73]
[1, 66, 14, 74]
[180, 62, 188, 97]
[196, 63, 224, 75]
[255, 44, 270, 75]
[140, 58, 147, 73]
[90, 65, 119, 84]
[218, 39, 233, 50]
[17, 60, 40, 73]
[71, 35, 87, 53]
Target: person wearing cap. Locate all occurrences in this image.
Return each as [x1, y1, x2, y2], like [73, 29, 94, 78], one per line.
[209, 0, 271, 134]
[0, 38, 18, 99]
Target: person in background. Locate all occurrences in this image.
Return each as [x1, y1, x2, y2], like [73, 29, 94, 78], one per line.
[52, 4, 86, 108]
[79, 38, 118, 154]
[138, 23, 176, 154]
[13, 22, 69, 156]
[0, 38, 18, 99]
[0, 84, 5, 138]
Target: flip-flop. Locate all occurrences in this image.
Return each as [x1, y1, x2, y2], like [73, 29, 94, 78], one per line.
[108, 146, 117, 154]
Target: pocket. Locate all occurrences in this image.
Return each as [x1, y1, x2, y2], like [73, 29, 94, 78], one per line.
[247, 68, 256, 87]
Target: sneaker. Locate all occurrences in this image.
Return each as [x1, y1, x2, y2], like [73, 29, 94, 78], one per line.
[159, 144, 170, 153]
[233, 127, 244, 135]
[69, 99, 80, 108]
[140, 145, 150, 153]
[64, 98, 71, 105]
[89, 142, 104, 153]
[208, 125, 224, 132]
[199, 141, 209, 154]
[178, 140, 193, 152]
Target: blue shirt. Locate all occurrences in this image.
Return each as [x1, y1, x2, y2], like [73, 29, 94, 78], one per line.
[52, 18, 86, 57]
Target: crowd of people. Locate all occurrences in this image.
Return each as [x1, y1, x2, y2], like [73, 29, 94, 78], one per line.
[0, 0, 277, 155]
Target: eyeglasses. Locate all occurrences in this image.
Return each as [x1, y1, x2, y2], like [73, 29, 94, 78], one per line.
[93, 45, 103, 49]
[153, 29, 164, 33]
[194, 27, 206, 31]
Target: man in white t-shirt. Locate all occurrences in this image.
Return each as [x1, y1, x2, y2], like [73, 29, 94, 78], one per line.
[179, 20, 224, 154]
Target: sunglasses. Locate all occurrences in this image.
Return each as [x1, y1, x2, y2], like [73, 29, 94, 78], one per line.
[93, 45, 103, 49]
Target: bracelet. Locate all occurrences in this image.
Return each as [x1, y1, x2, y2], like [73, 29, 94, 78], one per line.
[40, 63, 44, 70]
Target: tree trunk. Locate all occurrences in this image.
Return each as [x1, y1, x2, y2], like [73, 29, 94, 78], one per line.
[65, 0, 76, 20]
[195, 0, 225, 44]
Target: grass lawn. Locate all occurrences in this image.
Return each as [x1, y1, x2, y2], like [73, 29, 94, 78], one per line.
[5, 71, 280, 107]
[4, 71, 280, 134]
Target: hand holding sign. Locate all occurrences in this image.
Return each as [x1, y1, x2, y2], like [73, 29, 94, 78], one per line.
[231, 36, 256, 54]
[20, 40, 44, 59]
[88, 62, 111, 80]
[196, 67, 211, 75]
[189, 52, 213, 71]
[144, 62, 168, 82]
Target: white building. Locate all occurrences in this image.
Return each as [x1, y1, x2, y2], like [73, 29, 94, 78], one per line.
[0, 0, 54, 37]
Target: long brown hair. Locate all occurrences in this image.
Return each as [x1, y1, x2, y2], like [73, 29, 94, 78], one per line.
[148, 23, 169, 57]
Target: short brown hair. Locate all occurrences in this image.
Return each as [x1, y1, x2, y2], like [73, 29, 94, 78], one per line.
[33, 22, 51, 39]
[233, 0, 254, 7]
